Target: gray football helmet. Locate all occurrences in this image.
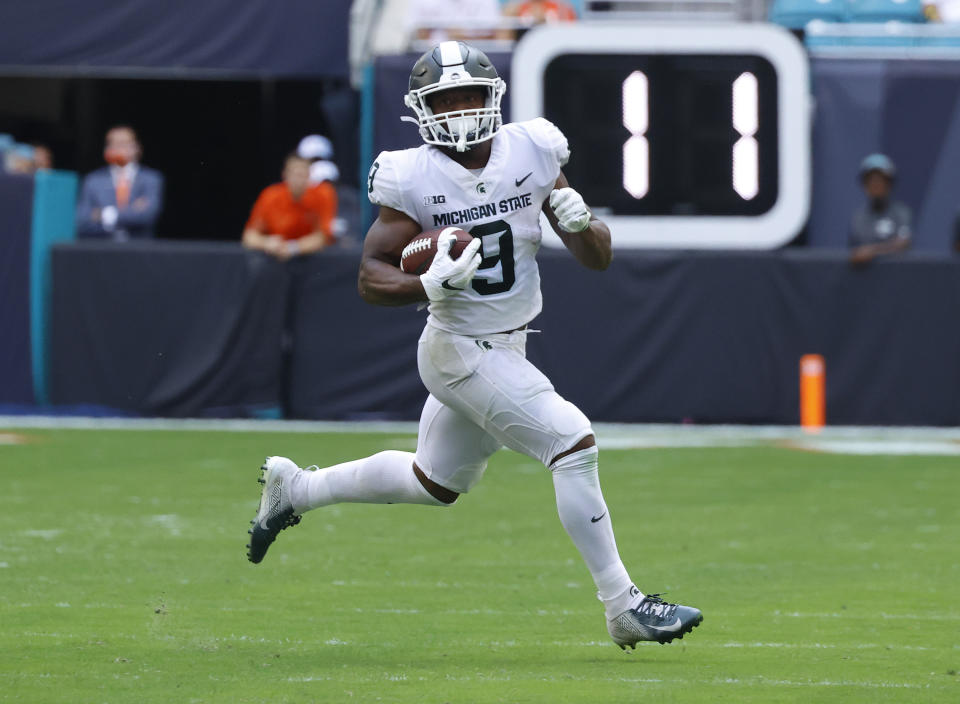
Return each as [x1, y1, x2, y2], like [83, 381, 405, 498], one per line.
[403, 41, 506, 152]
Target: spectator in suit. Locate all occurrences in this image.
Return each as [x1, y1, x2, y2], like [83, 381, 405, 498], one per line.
[76, 126, 164, 240]
[849, 153, 912, 266]
[242, 154, 337, 260]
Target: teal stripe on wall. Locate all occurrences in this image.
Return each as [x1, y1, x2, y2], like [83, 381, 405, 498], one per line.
[359, 61, 376, 236]
[30, 169, 78, 405]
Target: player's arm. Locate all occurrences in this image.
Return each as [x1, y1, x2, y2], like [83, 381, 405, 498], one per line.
[358, 206, 483, 306]
[543, 170, 612, 271]
[358, 206, 429, 306]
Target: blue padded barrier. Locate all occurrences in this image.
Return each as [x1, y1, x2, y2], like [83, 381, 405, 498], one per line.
[30, 169, 77, 404]
[847, 0, 924, 22]
[769, 0, 848, 29]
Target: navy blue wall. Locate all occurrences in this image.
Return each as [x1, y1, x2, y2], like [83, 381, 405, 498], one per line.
[809, 58, 960, 254]
[50, 243, 287, 417]
[0, 0, 352, 78]
[48, 243, 960, 426]
[0, 174, 35, 405]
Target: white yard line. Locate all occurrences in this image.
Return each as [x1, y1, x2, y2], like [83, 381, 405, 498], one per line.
[3, 417, 960, 455]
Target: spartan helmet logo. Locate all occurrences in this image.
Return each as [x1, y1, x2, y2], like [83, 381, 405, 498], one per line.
[476, 182, 487, 195]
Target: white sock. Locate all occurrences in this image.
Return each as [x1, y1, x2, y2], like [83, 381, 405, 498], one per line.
[603, 583, 646, 620]
[293, 450, 445, 512]
[550, 447, 638, 618]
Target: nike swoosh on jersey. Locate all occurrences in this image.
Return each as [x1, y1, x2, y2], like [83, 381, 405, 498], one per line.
[441, 279, 464, 290]
[515, 172, 533, 187]
[590, 512, 606, 523]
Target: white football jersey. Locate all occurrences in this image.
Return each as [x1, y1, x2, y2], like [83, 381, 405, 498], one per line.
[368, 118, 570, 336]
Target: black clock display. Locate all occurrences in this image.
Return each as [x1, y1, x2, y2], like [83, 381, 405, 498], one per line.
[543, 53, 779, 217]
[511, 23, 811, 249]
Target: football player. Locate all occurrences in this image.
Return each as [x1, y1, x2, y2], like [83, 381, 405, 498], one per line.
[247, 41, 702, 649]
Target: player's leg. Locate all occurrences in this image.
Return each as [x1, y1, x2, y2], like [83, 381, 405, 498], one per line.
[246, 449, 443, 562]
[246, 456, 304, 564]
[548, 436, 702, 647]
[418, 326, 702, 646]
[292, 394, 498, 509]
[246, 395, 498, 563]
[419, 329, 629, 598]
[412, 393, 503, 496]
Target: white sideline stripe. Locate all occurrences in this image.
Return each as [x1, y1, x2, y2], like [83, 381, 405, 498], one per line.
[3, 417, 960, 456]
[6, 416, 960, 437]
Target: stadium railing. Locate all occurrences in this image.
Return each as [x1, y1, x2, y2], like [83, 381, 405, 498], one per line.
[804, 21, 960, 54]
[581, 0, 765, 21]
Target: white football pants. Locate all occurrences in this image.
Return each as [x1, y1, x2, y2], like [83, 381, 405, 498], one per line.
[414, 323, 593, 492]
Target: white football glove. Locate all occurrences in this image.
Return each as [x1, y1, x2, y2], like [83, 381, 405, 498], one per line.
[549, 187, 592, 233]
[420, 230, 483, 302]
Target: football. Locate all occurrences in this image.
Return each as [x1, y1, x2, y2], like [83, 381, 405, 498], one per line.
[400, 227, 475, 275]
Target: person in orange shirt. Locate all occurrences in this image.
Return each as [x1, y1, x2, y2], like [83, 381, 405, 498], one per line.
[242, 154, 337, 260]
[504, 0, 578, 24]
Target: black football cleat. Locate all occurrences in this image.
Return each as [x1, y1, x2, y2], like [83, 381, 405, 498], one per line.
[608, 593, 703, 649]
[246, 457, 302, 564]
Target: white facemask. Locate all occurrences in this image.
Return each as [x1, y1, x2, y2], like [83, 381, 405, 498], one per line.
[404, 75, 506, 152]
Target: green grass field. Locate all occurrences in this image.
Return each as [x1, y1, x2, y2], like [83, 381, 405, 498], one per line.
[1, 425, 957, 703]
